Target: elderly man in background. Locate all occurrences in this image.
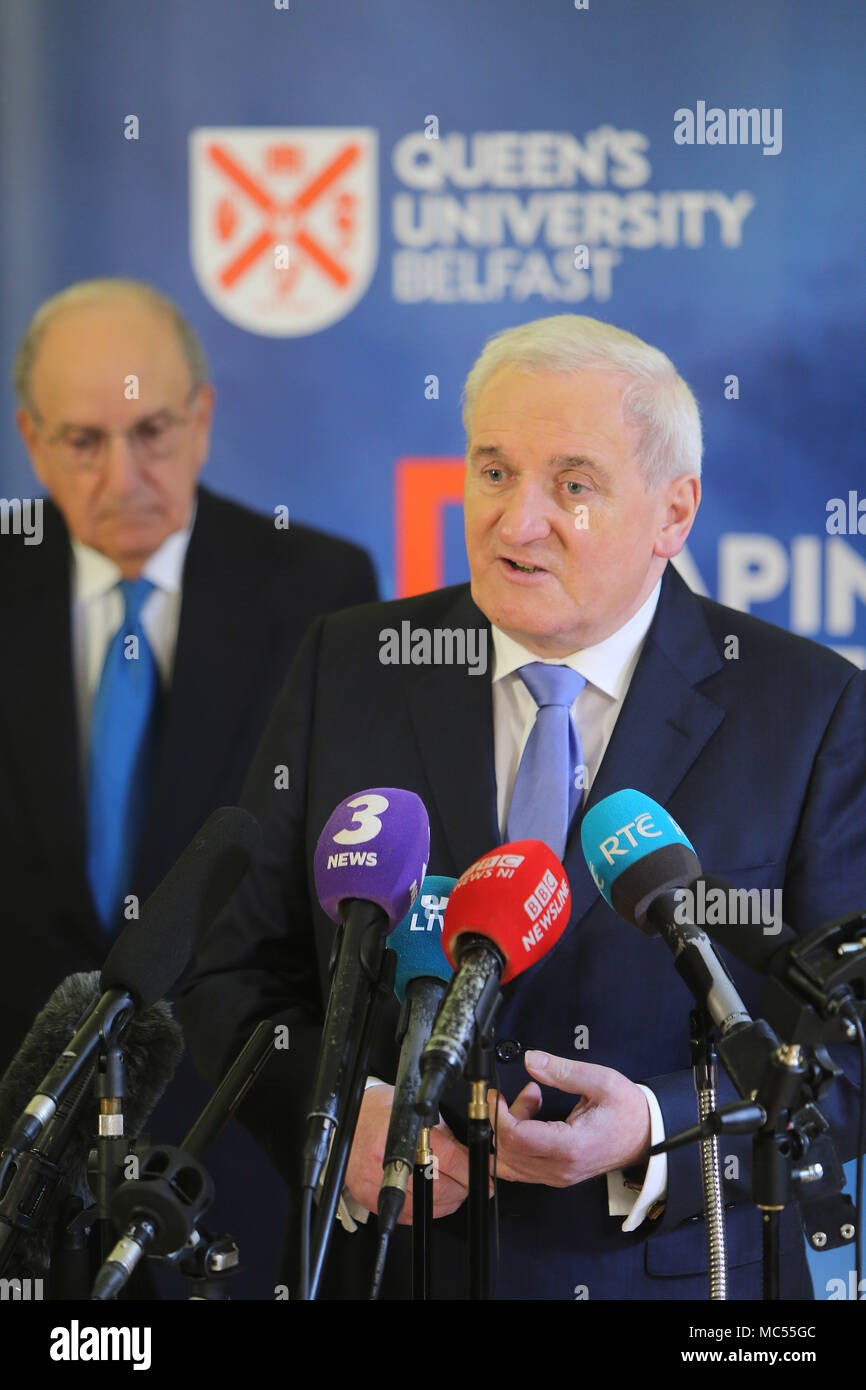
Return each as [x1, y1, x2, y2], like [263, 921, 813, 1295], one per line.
[0, 278, 378, 1295]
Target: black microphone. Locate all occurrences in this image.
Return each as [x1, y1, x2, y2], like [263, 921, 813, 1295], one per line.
[645, 895, 754, 1036]
[0, 973, 182, 1281]
[306, 789, 431, 1193]
[580, 791, 781, 1097]
[580, 790, 753, 1028]
[415, 842, 572, 1123]
[684, 874, 797, 971]
[376, 879, 454, 1241]
[1, 807, 259, 1165]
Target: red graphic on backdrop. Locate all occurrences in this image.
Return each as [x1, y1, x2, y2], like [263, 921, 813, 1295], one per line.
[395, 458, 466, 596]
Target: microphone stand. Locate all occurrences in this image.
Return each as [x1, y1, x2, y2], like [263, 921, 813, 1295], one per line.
[466, 1025, 494, 1300]
[93, 1035, 129, 1265]
[749, 1041, 808, 1300]
[0, 1062, 97, 1281]
[413, 1127, 433, 1299]
[690, 1007, 727, 1300]
[92, 1018, 276, 1299]
[308, 943, 397, 1301]
[49, 1195, 93, 1299]
[655, 1030, 850, 1300]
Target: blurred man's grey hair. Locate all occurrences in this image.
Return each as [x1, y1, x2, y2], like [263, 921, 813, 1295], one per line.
[12, 278, 210, 415]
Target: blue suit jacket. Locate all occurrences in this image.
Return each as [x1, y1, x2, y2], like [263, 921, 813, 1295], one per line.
[178, 565, 866, 1300]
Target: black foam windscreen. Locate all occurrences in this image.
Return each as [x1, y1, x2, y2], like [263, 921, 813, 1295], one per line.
[609, 842, 702, 935]
[101, 805, 261, 1008]
[0, 973, 101, 1157]
[0, 972, 184, 1278]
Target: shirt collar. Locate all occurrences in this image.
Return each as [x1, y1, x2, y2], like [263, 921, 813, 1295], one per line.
[71, 499, 197, 603]
[491, 576, 662, 701]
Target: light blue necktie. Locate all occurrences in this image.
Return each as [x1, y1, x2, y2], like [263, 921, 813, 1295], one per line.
[506, 663, 586, 859]
[86, 578, 160, 930]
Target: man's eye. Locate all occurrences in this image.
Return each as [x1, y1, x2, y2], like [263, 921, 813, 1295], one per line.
[565, 480, 587, 495]
[484, 468, 505, 483]
[136, 420, 168, 441]
[67, 434, 99, 452]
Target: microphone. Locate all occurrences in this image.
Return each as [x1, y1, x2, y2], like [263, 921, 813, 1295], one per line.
[415, 842, 571, 1123]
[377, 877, 455, 1240]
[1, 806, 259, 1165]
[684, 873, 797, 972]
[580, 788, 700, 935]
[0, 973, 182, 1281]
[581, 790, 752, 1029]
[689, 874, 866, 1051]
[580, 790, 781, 1097]
[303, 788, 430, 1193]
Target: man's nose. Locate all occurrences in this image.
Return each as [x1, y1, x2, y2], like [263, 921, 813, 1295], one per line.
[100, 431, 143, 494]
[497, 479, 551, 545]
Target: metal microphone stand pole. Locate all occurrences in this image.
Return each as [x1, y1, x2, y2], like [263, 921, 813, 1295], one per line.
[412, 1127, 433, 1299]
[750, 1042, 808, 1301]
[92, 1036, 129, 1265]
[690, 1007, 727, 1300]
[91, 1018, 277, 1300]
[466, 1025, 494, 1300]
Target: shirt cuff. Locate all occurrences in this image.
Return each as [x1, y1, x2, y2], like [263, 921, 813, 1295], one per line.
[606, 1084, 667, 1231]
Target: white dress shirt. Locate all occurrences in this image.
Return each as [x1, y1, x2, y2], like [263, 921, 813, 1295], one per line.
[70, 505, 196, 766]
[490, 578, 667, 1230]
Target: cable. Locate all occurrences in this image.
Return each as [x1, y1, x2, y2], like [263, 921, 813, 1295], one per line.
[298, 1186, 313, 1302]
[490, 1063, 502, 1300]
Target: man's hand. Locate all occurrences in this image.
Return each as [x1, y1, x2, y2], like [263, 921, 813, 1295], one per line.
[489, 1051, 651, 1187]
[344, 1083, 471, 1222]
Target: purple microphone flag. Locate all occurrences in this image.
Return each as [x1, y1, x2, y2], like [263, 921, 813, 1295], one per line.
[314, 788, 430, 928]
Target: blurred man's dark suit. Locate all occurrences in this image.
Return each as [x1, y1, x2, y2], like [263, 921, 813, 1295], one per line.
[178, 565, 866, 1300]
[0, 483, 378, 1295]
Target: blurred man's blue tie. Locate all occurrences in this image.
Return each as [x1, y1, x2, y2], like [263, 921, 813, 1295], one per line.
[506, 663, 586, 860]
[86, 578, 160, 930]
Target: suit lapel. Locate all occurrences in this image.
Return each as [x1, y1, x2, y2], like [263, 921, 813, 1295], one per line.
[560, 564, 727, 929]
[409, 589, 499, 876]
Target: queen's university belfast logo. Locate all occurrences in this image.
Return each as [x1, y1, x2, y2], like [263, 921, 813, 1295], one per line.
[190, 126, 378, 336]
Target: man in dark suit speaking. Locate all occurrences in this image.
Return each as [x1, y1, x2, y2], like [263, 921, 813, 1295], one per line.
[0, 278, 378, 1293]
[179, 314, 866, 1300]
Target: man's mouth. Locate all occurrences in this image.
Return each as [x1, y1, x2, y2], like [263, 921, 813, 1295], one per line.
[98, 508, 159, 524]
[502, 557, 545, 575]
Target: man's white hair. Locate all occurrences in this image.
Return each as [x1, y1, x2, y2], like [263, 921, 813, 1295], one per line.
[461, 314, 703, 489]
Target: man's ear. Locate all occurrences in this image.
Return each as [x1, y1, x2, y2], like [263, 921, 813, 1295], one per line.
[192, 384, 216, 472]
[16, 408, 48, 488]
[653, 474, 700, 559]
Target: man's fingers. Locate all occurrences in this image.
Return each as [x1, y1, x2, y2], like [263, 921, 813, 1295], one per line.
[488, 1081, 542, 1126]
[429, 1120, 470, 1183]
[523, 1049, 621, 1098]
